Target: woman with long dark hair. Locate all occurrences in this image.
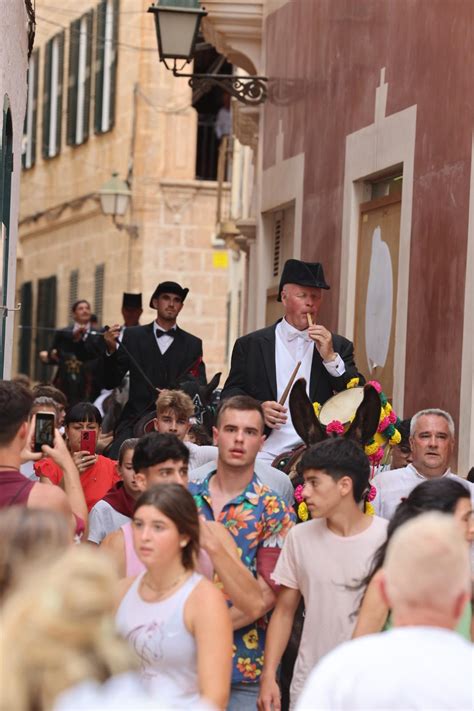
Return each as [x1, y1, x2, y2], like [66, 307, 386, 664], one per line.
[353, 477, 473, 639]
[116, 483, 232, 709]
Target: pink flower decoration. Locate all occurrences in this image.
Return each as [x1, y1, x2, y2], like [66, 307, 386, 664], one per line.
[367, 380, 382, 393]
[368, 447, 384, 465]
[294, 484, 304, 503]
[389, 411, 397, 424]
[326, 420, 345, 435]
[367, 485, 377, 502]
[378, 416, 390, 432]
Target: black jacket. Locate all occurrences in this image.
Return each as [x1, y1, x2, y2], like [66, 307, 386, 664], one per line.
[103, 322, 206, 425]
[221, 322, 364, 405]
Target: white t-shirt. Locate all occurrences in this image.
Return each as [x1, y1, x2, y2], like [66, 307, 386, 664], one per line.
[372, 465, 474, 520]
[295, 627, 474, 710]
[272, 516, 388, 707]
[88, 500, 131, 544]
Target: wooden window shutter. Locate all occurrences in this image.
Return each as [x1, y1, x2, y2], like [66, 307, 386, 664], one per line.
[42, 40, 52, 159]
[55, 31, 65, 155]
[94, 1, 106, 134]
[18, 282, 33, 376]
[31, 51, 39, 164]
[83, 10, 94, 142]
[68, 269, 79, 312]
[35, 276, 57, 381]
[22, 50, 39, 170]
[107, 0, 119, 131]
[94, 264, 105, 324]
[67, 18, 80, 145]
[272, 211, 284, 278]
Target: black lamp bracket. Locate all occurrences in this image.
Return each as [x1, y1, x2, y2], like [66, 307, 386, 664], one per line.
[171, 64, 268, 106]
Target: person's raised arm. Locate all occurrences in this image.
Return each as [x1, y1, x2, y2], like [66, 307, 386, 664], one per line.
[257, 586, 302, 711]
[42, 429, 88, 530]
[102, 325, 130, 389]
[186, 579, 233, 710]
[229, 574, 276, 630]
[200, 519, 265, 620]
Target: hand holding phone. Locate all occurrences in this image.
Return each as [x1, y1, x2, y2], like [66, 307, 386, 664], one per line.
[80, 430, 97, 455]
[34, 412, 55, 452]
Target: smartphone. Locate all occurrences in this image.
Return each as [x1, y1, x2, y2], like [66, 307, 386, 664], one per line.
[34, 412, 55, 452]
[80, 430, 97, 455]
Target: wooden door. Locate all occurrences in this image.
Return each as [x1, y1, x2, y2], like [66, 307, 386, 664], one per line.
[354, 196, 401, 398]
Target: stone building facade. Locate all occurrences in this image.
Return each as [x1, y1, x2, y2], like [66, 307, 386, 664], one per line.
[0, 1, 34, 377]
[15, 0, 230, 384]
[204, 0, 474, 472]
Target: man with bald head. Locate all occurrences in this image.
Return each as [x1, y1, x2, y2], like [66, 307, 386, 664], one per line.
[222, 259, 363, 462]
[296, 513, 473, 710]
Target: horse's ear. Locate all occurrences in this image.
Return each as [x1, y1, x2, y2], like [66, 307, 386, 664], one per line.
[204, 372, 221, 402]
[345, 385, 381, 445]
[289, 378, 327, 446]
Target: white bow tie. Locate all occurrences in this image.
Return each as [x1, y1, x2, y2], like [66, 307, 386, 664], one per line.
[287, 330, 310, 342]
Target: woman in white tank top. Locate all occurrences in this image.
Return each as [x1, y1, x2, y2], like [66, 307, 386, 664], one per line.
[116, 483, 232, 709]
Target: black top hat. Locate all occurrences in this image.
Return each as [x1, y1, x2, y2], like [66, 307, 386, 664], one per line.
[122, 292, 143, 309]
[278, 259, 330, 301]
[149, 281, 189, 308]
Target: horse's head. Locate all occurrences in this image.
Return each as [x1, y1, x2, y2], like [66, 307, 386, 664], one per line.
[176, 372, 222, 435]
[289, 378, 381, 448]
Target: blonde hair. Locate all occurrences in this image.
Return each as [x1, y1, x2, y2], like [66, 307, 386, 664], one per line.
[155, 389, 194, 420]
[0, 547, 135, 711]
[384, 512, 471, 612]
[0, 507, 70, 602]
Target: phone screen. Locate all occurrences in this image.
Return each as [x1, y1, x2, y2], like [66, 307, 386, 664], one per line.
[34, 412, 55, 452]
[80, 430, 97, 455]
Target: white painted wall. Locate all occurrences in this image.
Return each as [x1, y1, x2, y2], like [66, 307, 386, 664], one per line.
[0, 1, 29, 377]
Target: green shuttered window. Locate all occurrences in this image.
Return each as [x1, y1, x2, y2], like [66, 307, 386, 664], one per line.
[18, 282, 33, 376]
[35, 276, 57, 381]
[67, 11, 93, 146]
[94, 0, 119, 135]
[42, 32, 65, 159]
[22, 50, 39, 170]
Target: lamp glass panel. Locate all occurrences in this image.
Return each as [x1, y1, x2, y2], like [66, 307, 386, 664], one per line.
[158, 10, 199, 58]
[115, 193, 130, 216]
[99, 193, 117, 215]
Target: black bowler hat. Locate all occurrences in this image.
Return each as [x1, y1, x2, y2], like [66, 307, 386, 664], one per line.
[122, 292, 142, 309]
[278, 259, 330, 301]
[149, 281, 189, 308]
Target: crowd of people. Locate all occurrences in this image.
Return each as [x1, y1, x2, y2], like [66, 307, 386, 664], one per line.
[0, 259, 472, 711]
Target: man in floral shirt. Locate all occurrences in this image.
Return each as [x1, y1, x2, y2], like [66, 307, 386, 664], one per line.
[189, 396, 295, 711]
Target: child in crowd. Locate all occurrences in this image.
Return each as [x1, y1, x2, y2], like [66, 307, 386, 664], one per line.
[88, 438, 141, 544]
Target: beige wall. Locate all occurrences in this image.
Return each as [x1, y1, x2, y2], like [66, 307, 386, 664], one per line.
[15, 0, 230, 381]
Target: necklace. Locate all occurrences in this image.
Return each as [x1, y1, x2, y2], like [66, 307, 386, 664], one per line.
[142, 570, 189, 600]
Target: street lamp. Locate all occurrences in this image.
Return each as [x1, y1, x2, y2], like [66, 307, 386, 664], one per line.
[98, 173, 138, 238]
[148, 0, 206, 70]
[147, 0, 268, 106]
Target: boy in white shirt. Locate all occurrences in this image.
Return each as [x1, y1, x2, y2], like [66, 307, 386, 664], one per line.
[258, 438, 388, 711]
[296, 513, 473, 711]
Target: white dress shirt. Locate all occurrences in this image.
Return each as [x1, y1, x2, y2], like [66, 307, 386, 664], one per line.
[278, 318, 346, 377]
[153, 322, 176, 355]
[258, 319, 347, 462]
[372, 463, 474, 520]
